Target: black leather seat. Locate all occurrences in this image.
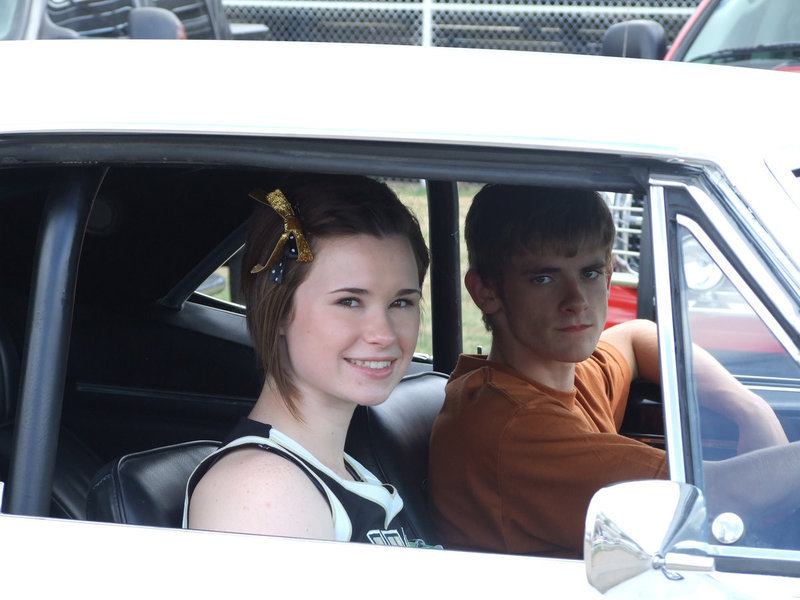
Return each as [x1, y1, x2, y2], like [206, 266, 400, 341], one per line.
[86, 440, 218, 527]
[86, 370, 447, 542]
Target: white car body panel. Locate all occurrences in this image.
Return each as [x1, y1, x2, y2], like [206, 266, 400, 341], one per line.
[0, 511, 775, 598]
[1, 40, 797, 157]
[0, 511, 595, 597]
[2, 40, 800, 597]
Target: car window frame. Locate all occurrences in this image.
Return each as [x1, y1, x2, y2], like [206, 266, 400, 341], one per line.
[5, 132, 653, 516]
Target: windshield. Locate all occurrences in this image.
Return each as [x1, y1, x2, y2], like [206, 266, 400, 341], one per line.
[0, 0, 23, 40]
[683, 0, 800, 65]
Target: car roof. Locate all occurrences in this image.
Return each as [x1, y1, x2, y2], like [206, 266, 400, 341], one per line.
[3, 39, 800, 163]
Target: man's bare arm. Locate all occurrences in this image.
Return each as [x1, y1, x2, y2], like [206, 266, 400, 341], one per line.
[601, 319, 788, 453]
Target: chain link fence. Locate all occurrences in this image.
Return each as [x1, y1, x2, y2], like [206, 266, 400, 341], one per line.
[223, 0, 700, 54]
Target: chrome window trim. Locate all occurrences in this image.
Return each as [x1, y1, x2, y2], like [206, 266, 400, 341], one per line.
[651, 170, 800, 480]
[676, 215, 800, 365]
[652, 175, 800, 566]
[648, 183, 687, 483]
[764, 153, 800, 209]
[707, 163, 800, 307]
[709, 544, 800, 562]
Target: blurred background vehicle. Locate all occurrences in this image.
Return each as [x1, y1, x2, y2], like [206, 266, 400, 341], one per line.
[1, 0, 236, 40]
[603, 0, 800, 72]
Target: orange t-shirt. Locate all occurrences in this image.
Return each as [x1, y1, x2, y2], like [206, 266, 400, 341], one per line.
[428, 341, 668, 558]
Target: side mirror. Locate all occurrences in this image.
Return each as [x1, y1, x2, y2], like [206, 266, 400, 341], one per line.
[601, 20, 667, 60]
[584, 481, 714, 593]
[128, 7, 187, 40]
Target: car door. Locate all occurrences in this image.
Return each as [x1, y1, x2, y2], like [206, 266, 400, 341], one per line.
[649, 166, 800, 580]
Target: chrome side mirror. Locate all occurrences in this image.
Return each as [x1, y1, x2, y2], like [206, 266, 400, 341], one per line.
[585, 481, 714, 593]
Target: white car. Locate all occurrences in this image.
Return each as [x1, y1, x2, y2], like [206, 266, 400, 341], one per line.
[1, 40, 800, 598]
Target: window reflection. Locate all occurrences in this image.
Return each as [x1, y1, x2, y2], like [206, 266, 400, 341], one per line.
[680, 232, 791, 387]
[676, 224, 800, 550]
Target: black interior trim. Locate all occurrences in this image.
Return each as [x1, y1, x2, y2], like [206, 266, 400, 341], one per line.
[716, 554, 800, 578]
[7, 167, 106, 517]
[426, 180, 462, 374]
[0, 133, 652, 194]
[160, 221, 248, 310]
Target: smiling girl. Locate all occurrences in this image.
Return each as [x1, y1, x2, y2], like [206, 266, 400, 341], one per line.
[184, 175, 429, 545]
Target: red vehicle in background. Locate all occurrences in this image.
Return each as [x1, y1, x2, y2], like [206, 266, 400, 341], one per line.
[602, 0, 800, 72]
[603, 0, 800, 350]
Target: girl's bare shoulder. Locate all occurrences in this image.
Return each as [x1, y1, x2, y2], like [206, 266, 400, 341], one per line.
[188, 447, 334, 539]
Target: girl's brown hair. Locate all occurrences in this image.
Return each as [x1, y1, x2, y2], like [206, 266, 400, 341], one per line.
[241, 174, 429, 416]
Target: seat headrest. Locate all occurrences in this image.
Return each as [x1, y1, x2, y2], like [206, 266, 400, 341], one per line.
[128, 7, 186, 39]
[601, 20, 667, 60]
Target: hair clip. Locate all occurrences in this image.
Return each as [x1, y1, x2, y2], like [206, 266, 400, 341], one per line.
[249, 188, 313, 282]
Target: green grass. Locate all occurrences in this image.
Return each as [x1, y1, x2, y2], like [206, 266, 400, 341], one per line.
[391, 181, 491, 357]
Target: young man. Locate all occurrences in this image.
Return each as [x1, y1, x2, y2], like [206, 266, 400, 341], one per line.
[428, 184, 791, 558]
